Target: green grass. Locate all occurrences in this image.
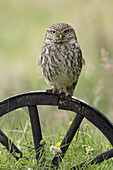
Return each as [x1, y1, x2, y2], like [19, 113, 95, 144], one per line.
[0, 110, 113, 170]
[0, 0, 113, 169]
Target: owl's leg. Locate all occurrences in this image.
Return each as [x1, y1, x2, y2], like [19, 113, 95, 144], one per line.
[59, 86, 73, 96]
[46, 87, 54, 93]
[46, 84, 58, 93]
[59, 90, 67, 96]
[53, 84, 59, 93]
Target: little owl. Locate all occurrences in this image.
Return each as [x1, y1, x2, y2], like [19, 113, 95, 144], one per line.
[37, 23, 85, 96]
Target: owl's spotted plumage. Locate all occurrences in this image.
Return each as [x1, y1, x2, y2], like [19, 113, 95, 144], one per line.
[37, 23, 85, 96]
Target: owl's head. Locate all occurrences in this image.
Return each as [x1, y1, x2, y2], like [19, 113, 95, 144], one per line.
[45, 23, 77, 43]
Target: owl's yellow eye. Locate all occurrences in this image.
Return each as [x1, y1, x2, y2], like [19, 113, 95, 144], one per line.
[51, 30, 56, 35]
[64, 29, 69, 35]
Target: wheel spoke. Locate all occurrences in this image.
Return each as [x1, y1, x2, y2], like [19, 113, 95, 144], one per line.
[0, 130, 28, 162]
[51, 113, 84, 168]
[28, 105, 45, 163]
[71, 149, 113, 169]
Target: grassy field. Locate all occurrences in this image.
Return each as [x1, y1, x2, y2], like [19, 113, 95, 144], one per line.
[0, 112, 113, 170]
[0, 0, 113, 169]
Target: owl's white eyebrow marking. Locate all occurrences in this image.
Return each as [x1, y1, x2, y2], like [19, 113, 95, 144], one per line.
[46, 28, 56, 32]
[46, 28, 61, 35]
[63, 27, 72, 32]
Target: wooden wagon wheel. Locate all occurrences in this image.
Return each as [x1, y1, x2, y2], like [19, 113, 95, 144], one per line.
[0, 91, 113, 169]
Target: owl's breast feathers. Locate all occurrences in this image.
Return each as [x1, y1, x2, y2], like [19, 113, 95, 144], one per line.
[39, 41, 85, 86]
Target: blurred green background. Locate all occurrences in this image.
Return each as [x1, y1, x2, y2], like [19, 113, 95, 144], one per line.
[0, 0, 113, 130]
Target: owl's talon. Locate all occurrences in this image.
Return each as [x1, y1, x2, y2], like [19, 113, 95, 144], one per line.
[46, 87, 59, 94]
[59, 90, 66, 96]
[59, 93, 66, 97]
[67, 94, 72, 98]
[46, 88, 53, 93]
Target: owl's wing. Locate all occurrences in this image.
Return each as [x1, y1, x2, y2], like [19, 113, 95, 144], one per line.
[82, 57, 85, 65]
[36, 55, 41, 66]
[77, 47, 85, 66]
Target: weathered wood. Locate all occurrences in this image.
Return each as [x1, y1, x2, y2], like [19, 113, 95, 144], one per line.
[0, 130, 28, 161]
[0, 91, 113, 169]
[0, 91, 59, 117]
[71, 149, 113, 169]
[28, 105, 45, 163]
[58, 96, 113, 145]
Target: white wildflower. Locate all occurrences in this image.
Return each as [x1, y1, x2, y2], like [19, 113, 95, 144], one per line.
[50, 145, 54, 152]
[53, 146, 62, 154]
[50, 145, 62, 154]
[86, 146, 93, 155]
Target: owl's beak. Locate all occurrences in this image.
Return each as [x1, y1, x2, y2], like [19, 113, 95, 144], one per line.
[59, 34, 63, 40]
